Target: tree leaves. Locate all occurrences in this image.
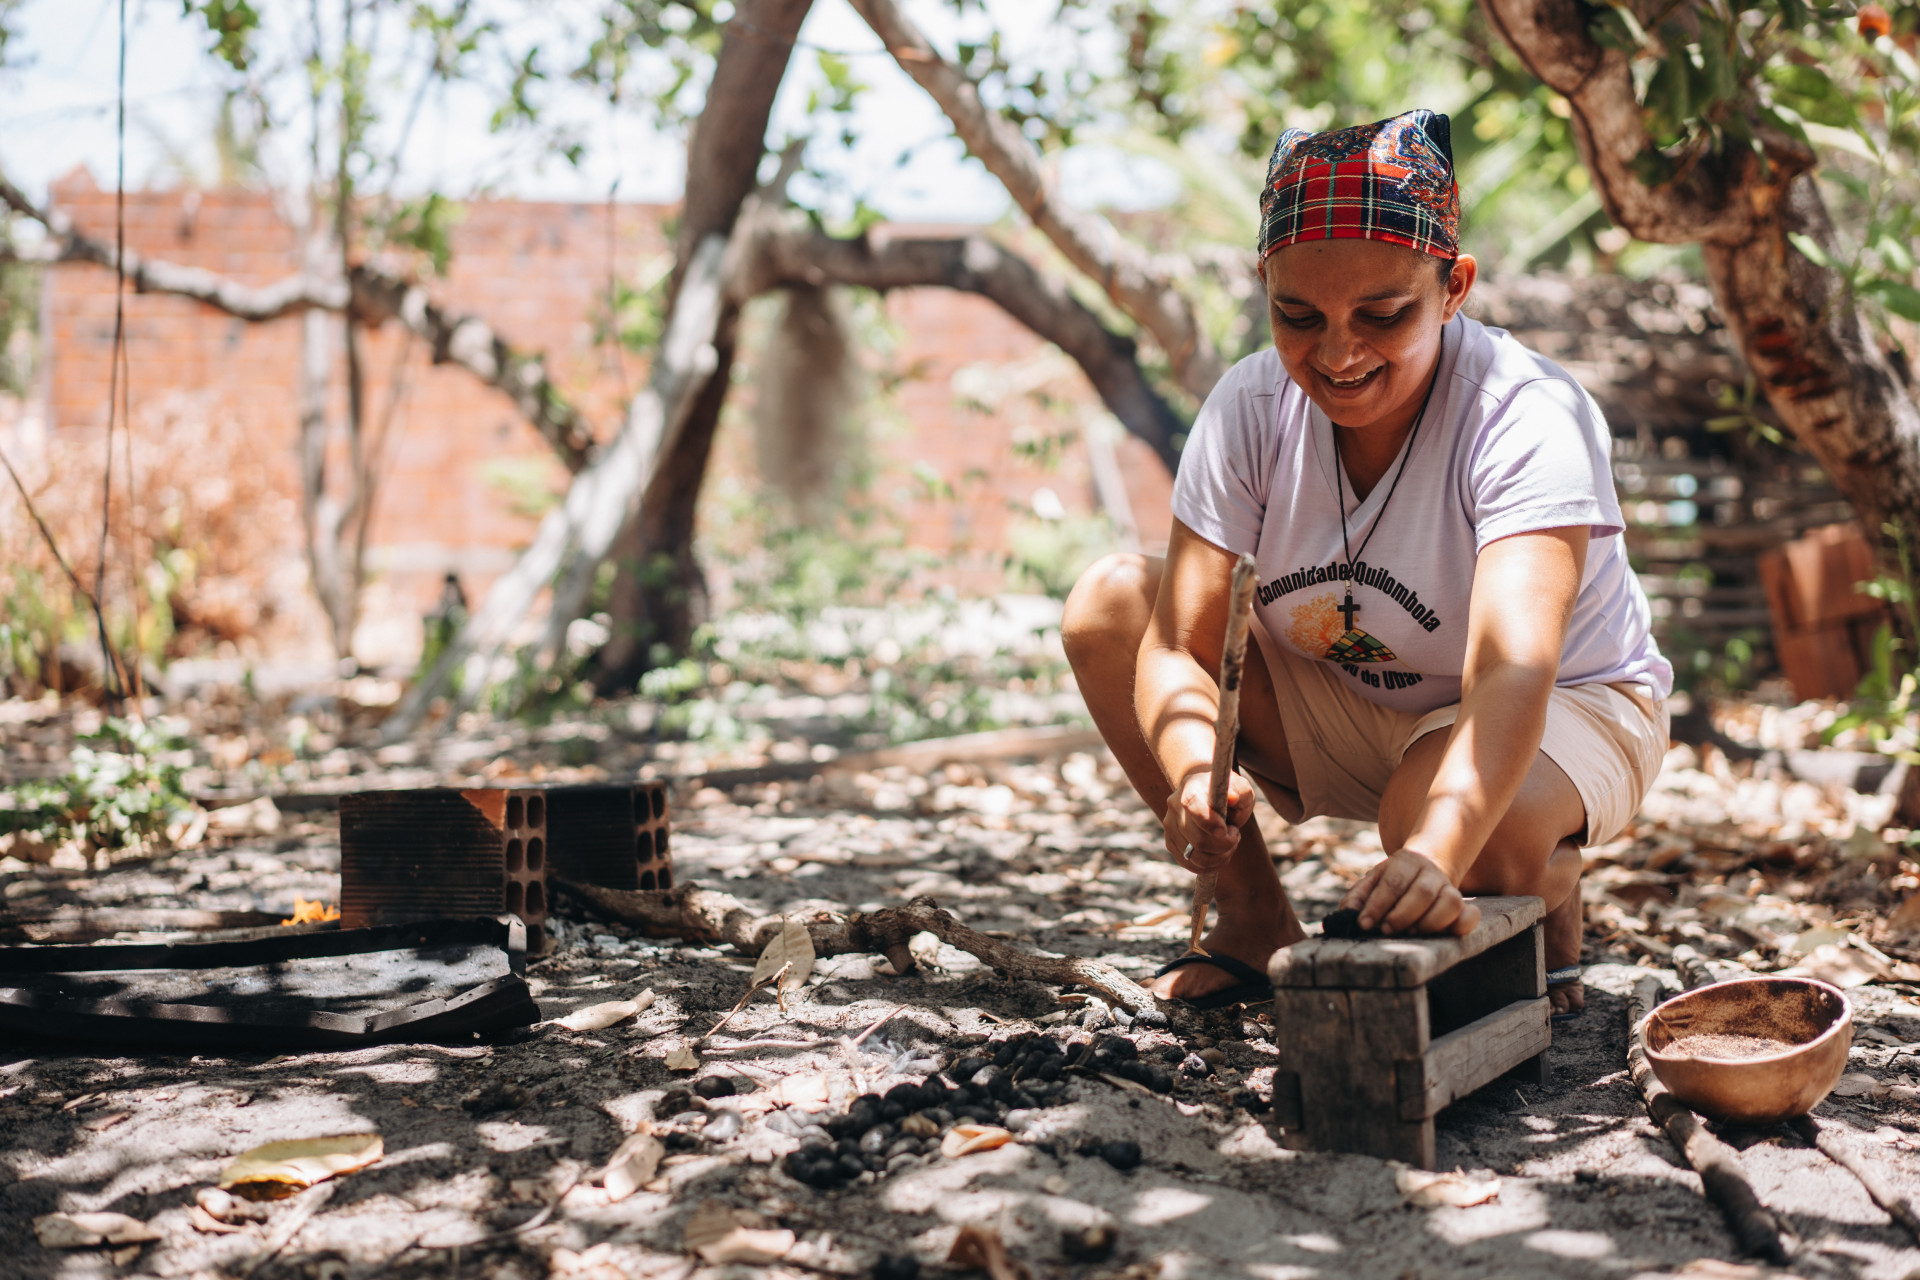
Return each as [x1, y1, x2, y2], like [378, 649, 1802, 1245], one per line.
[218, 1133, 383, 1200]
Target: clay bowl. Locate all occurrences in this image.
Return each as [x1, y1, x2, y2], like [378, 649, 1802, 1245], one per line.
[1643, 976, 1852, 1124]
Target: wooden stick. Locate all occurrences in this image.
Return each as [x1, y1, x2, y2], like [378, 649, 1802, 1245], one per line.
[1628, 977, 1789, 1264]
[1788, 1115, 1920, 1245]
[555, 881, 1161, 1015]
[1188, 552, 1259, 957]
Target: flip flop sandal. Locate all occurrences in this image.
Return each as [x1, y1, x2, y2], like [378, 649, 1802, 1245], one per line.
[1547, 964, 1584, 1023]
[1152, 951, 1274, 1011]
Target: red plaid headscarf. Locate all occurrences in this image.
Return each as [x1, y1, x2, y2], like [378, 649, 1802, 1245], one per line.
[1257, 110, 1460, 263]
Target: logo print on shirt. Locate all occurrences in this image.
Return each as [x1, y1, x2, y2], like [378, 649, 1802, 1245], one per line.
[1286, 594, 1398, 664]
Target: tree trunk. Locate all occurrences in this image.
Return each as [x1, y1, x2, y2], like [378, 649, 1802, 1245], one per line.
[595, 0, 815, 684]
[1482, 0, 1920, 567]
[595, 313, 738, 688]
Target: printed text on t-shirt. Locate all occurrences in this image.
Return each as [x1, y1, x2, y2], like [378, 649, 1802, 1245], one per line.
[1255, 559, 1444, 632]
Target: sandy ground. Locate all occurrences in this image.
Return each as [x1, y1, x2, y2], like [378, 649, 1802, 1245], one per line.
[7, 744, 1920, 1280]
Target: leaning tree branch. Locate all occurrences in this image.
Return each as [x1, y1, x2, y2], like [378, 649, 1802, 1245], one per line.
[1, 172, 598, 471]
[1482, 0, 1920, 561]
[736, 214, 1185, 474]
[556, 881, 1160, 1016]
[378, 232, 732, 740]
[849, 0, 1224, 404]
[1628, 977, 1790, 1264]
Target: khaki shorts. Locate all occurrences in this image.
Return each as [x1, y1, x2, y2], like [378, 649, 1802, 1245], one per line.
[1249, 625, 1669, 846]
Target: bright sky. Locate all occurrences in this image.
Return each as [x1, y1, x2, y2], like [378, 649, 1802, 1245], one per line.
[0, 0, 1178, 223]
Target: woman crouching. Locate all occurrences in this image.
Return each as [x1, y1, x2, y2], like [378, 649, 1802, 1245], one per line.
[1062, 109, 1671, 1017]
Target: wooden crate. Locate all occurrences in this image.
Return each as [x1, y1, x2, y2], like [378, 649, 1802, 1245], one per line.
[339, 789, 549, 943]
[1267, 896, 1549, 1168]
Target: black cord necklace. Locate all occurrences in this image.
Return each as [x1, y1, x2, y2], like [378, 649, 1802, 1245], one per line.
[1331, 367, 1440, 634]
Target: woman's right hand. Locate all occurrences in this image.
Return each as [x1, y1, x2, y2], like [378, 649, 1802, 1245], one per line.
[1163, 766, 1256, 873]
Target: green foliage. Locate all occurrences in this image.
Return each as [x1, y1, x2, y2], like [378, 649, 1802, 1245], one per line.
[1827, 521, 1920, 760]
[370, 192, 463, 275]
[0, 252, 37, 396]
[183, 0, 260, 72]
[0, 718, 196, 853]
[1004, 511, 1120, 600]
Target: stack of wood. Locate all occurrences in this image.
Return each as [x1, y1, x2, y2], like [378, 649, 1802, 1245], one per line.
[1757, 523, 1891, 701]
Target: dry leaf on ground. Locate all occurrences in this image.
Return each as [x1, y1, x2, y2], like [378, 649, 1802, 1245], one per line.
[189, 1207, 245, 1235]
[551, 1242, 633, 1279]
[1778, 943, 1887, 988]
[33, 1212, 161, 1248]
[664, 1044, 700, 1071]
[218, 1132, 383, 1200]
[1392, 1165, 1500, 1208]
[683, 1199, 794, 1264]
[941, 1124, 1014, 1158]
[1834, 1072, 1889, 1098]
[601, 1133, 665, 1202]
[772, 1073, 830, 1110]
[948, 1223, 1034, 1280]
[556, 990, 656, 1033]
[752, 919, 817, 1002]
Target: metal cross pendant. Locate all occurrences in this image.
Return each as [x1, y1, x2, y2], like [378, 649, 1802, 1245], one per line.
[1337, 592, 1361, 631]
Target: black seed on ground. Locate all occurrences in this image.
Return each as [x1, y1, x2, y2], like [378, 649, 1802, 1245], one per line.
[880, 1100, 906, 1123]
[837, 1154, 868, 1181]
[1034, 1057, 1062, 1081]
[993, 1040, 1021, 1068]
[1133, 1009, 1170, 1029]
[952, 1056, 989, 1081]
[1098, 1036, 1137, 1060]
[694, 1076, 737, 1099]
[885, 1083, 925, 1111]
[1100, 1140, 1143, 1171]
[874, 1255, 921, 1280]
[1158, 1045, 1185, 1063]
[1063, 1224, 1117, 1262]
[1231, 1090, 1269, 1114]
[1146, 1068, 1173, 1093]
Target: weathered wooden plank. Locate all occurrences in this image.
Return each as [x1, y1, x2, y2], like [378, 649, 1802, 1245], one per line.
[1269, 896, 1544, 989]
[1275, 985, 1434, 1166]
[1397, 997, 1551, 1121]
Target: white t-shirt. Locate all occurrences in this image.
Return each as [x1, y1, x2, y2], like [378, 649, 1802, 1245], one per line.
[1171, 314, 1673, 715]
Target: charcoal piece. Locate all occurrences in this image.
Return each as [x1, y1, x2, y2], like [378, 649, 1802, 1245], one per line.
[1158, 1045, 1186, 1063]
[1063, 1224, 1117, 1262]
[836, 1138, 861, 1158]
[1099, 1140, 1143, 1171]
[923, 1107, 955, 1127]
[952, 1055, 989, 1082]
[1145, 1068, 1173, 1094]
[880, 1100, 906, 1124]
[1319, 907, 1380, 939]
[464, 1082, 529, 1115]
[1132, 1009, 1170, 1030]
[847, 1097, 883, 1132]
[694, 1076, 737, 1099]
[874, 1256, 921, 1280]
[1008, 1089, 1038, 1111]
[1116, 1060, 1151, 1086]
[1230, 1090, 1269, 1114]
[993, 1039, 1022, 1068]
[662, 1130, 700, 1151]
[784, 1149, 840, 1188]
[1032, 1056, 1062, 1082]
[885, 1083, 925, 1111]
[837, 1154, 868, 1181]
[1098, 1036, 1138, 1061]
[918, 1075, 950, 1102]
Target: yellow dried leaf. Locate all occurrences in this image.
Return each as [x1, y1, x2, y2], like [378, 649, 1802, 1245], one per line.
[940, 1124, 1013, 1158]
[752, 919, 817, 997]
[557, 991, 656, 1033]
[217, 1133, 383, 1200]
[664, 1044, 700, 1071]
[1392, 1165, 1499, 1208]
[33, 1212, 160, 1249]
[602, 1133, 666, 1202]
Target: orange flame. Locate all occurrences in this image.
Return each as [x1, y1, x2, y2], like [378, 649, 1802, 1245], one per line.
[281, 899, 341, 926]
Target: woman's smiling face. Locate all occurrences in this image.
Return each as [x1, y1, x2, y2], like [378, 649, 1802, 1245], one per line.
[1261, 238, 1475, 434]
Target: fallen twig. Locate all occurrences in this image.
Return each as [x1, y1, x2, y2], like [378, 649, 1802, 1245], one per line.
[1789, 1115, 1920, 1246]
[555, 884, 1160, 1015]
[1629, 976, 1789, 1264]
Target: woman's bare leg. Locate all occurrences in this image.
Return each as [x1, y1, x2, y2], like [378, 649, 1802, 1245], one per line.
[1378, 731, 1587, 1013]
[1062, 553, 1306, 1001]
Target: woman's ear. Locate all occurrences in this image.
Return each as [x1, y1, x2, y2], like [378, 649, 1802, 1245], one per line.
[1441, 254, 1477, 321]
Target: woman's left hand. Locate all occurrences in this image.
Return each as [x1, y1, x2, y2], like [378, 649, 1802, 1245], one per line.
[1340, 848, 1480, 937]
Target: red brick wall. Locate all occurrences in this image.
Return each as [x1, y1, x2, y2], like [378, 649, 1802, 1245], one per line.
[41, 170, 1173, 663]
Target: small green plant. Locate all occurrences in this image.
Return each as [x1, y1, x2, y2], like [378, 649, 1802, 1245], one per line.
[0, 717, 197, 854]
[1827, 521, 1920, 760]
